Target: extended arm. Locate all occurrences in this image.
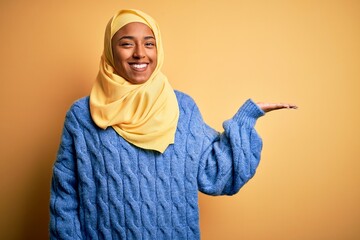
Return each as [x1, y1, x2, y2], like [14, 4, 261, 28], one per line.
[197, 99, 297, 196]
[197, 99, 264, 195]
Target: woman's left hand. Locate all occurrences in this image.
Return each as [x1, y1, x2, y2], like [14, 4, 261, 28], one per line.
[257, 102, 298, 113]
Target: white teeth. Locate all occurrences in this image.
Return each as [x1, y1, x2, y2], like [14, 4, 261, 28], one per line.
[132, 64, 147, 69]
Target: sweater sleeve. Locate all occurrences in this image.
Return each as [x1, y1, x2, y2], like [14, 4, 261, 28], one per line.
[197, 99, 265, 196]
[50, 108, 83, 239]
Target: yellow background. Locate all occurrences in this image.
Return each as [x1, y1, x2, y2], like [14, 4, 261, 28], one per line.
[1, 0, 359, 239]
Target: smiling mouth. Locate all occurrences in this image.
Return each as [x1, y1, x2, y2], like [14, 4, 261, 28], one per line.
[130, 63, 148, 71]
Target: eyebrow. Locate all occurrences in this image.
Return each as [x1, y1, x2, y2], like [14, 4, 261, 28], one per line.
[118, 36, 155, 41]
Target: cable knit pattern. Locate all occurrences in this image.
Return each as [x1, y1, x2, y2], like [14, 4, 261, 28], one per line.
[50, 90, 264, 240]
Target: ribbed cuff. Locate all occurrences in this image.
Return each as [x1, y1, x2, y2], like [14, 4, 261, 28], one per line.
[232, 99, 265, 127]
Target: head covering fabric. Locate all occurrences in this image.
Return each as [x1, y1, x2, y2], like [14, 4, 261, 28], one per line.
[89, 9, 179, 153]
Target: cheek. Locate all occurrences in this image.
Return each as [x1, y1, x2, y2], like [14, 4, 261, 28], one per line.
[112, 50, 130, 76]
[113, 50, 123, 63]
[114, 51, 128, 71]
[150, 50, 158, 64]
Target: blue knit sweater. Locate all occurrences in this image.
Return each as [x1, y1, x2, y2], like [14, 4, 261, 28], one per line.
[50, 90, 264, 239]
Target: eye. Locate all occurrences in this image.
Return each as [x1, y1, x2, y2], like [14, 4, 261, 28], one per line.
[145, 42, 156, 48]
[120, 42, 133, 47]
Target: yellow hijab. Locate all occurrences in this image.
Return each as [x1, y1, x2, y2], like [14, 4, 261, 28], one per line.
[89, 9, 179, 153]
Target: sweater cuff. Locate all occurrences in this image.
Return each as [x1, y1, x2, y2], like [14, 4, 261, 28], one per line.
[232, 99, 265, 127]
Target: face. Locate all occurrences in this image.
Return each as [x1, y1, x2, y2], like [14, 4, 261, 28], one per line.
[111, 22, 157, 84]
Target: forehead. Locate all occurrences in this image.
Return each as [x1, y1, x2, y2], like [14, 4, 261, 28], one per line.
[113, 22, 154, 39]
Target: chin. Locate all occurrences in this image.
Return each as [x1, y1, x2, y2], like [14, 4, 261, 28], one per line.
[128, 78, 149, 84]
[130, 75, 152, 84]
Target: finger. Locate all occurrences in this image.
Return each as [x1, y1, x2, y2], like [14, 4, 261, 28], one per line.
[274, 103, 298, 109]
[283, 104, 298, 109]
[256, 102, 298, 112]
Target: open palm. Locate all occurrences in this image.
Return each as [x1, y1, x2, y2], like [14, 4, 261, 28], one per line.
[257, 102, 298, 113]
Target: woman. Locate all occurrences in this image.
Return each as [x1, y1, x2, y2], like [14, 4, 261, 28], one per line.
[50, 9, 296, 239]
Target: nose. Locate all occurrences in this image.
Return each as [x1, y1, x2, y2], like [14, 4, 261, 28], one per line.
[133, 45, 145, 59]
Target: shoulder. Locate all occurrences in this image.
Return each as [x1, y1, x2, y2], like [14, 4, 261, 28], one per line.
[174, 90, 197, 109]
[69, 96, 89, 111]
[67, 96, 90, 115]
[174, 90, 204, 123]
[64, 96, 91, 124]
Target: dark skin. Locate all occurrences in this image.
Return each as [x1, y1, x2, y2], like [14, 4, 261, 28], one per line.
[257, 102, 298, 113]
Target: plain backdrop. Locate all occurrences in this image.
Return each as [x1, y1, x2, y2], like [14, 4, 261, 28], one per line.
[0, 0, 359, 239]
